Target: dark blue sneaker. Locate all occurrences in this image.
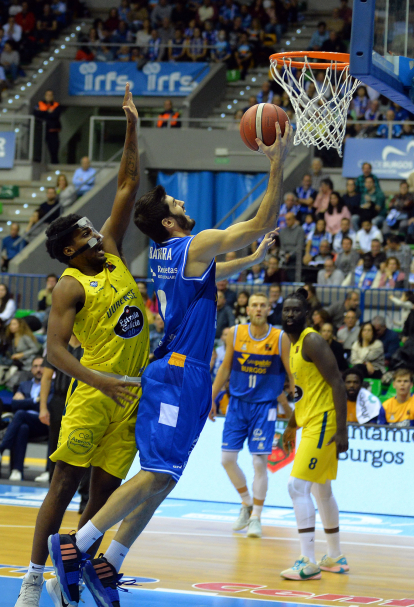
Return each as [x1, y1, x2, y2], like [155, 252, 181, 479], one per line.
[47, 532, 87, 606]
[83, 555, 124, 607]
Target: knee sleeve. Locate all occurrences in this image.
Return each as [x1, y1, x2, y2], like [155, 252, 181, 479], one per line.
[252, 455, 268, 501]
[288, 476, 315, 530]
[288, 476, 312, 501]
[311, 480, 339, 529]
[221, 450, 246, 490]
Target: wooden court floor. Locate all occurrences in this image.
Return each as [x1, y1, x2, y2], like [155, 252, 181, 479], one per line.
[1, 503, 413, 606]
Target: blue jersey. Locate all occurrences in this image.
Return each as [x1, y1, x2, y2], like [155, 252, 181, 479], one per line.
[149, 236, 217, 363]
[230, 324, 286, 403]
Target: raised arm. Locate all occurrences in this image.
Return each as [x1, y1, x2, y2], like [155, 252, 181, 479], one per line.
[302, 332, 348, 457]
[186, 123, 293, 275]
[210, 326, 235, 421]
[215, 232, 276, 281]
[100, 82, 140, 256]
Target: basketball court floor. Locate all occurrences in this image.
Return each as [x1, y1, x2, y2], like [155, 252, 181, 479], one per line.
[1, 484, 413, 607]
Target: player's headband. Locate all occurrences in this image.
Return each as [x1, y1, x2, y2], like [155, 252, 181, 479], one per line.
[48, 217, 103, 260]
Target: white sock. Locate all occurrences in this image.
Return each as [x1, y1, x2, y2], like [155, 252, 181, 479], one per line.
[325, 531, 341, 558]
[75, 520, 103, 554]
[27, 562, 45, 576]
[298, 530, 316, 563]
[239, 489, 252, 507]
[252, 504, 263, 518]
[104, 540, 129, 572]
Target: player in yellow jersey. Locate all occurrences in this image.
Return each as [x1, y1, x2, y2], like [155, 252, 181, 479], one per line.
[280, 288, 349, 581]
[14, 84, 148, 607]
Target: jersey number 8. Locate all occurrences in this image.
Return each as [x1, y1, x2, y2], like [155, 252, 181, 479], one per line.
[309, 458, 318, 470]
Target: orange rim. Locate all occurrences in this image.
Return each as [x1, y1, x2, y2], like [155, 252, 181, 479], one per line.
[270, 51, 350, 70]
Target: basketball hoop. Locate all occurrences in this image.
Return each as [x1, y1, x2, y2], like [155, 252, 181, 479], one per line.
[269, 51, 360, 156]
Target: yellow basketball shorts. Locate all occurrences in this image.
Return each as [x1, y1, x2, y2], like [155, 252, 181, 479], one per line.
[291, 409, 338, 484]
[50, 378, 141, 479]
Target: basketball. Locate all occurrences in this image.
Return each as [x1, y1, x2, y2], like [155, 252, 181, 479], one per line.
[239, 103, 290, 152]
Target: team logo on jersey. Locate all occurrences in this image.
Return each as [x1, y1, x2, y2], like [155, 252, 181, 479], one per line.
[265, 343, 272, 351]
[253, 428, 263, 437]
[114, 305, 145, 339]
[67, 427, 93, 454]
[294, 385, 304, 403]
[242, 344, 247, 350]
[105, 261, 116, 272]
[90, 281, 98, 287]
[237, 353, 250, 365]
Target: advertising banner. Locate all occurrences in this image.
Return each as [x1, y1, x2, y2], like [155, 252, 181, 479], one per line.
[0, 132, 16, 169]
[343, 138, 414, 179]
[127, 418, 414, 516]
[69, 61, 210, 96]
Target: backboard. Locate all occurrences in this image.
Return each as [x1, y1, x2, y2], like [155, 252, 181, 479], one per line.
[349, 0, 414, 113]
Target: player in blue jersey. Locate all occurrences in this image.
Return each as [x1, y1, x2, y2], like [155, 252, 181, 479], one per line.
[210, 292, 293, 538]
[48, 122, 292, 607]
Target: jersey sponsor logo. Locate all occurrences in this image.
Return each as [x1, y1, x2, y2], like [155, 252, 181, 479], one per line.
[253, 429, 263, 437]
[90, 281, 98, 287]
[294, 385, 304, 403]
[106, 289, 137, 318]
[67, 427, 94, 454]
[105, 261, 116, 272]
[149, 246, 172, 260]
[237, 353, 250, 365]
[114, 305, 145, 339]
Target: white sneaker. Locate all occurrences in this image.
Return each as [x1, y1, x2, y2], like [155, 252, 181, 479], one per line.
[318, 554, 349, 573]
[46, 577, 84, 607]
[34, 471, 49, 483]
[247, 516, 262, 538]
[280, 556, 321, 580]
[232, 504, 252, 531]
[14, 572, 44, 606]
[9, 469, 22, 481]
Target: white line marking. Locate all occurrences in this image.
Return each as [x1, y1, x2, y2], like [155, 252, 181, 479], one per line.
[155, 588, 218, 596]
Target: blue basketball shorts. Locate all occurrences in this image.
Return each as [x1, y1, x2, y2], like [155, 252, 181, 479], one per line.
[136, 352, 212, 482]
[222, 396, 278, 455]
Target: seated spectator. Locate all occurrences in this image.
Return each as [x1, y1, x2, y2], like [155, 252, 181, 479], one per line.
[5, 317, 41, 375]
[24, 210, 42, 239]
[35, 4, 58, 47]
[303, 283, 321, 313]
[355, 162, 380, 195]
[332, 218, 356, 253]
[1, 40, 19, 82]
[327, 290, 361, 330]
[324, 191, 351, 235]
[371, 315, 400, 366]
[248, 17, 265, 65]
[0, 284, 16, 329]
[4, 16, 22, 43]
[37, 273, 58, 312]
[151, 0, 173, 28]
[149, 314, 165, 360]
[343, 178, 361, 215]
[317, 258, 344, 286]
[389, 291, 414, 328]
[145, 29, 161, 61]
[310, 157, 329, 191]
[311, 308, 330, 332]
[364, 99, 382, 122]
[343, 252, 380, 288]
[378, 368, 414, 426]
[1, 223, 26, 272]
[277, 192, 300, 229]
[400, 121, 414, 138]
[233, 290, 249, 325]
[158, 17, 176, 60]
[385, 180, 414, 233]
[242, 95, 257, 114]
[223, 251, 244, 283]
[264, 256, 286, 283]
[0, 356, 52, 481]
[116, 44, 131, 61]
[211, 29, 232, 64]
[246, 263, 265, 284]
[337, 309, 359, 354]
[334, 235, 360, 276]
[302, 213, 316, 237]
[157, 99, 181, 128]
[50, 0, 67, 29]
[95, 43, 113, 62]
[198, 0, 216, 26]
[112, 20, 131, 45]
[105, 7, 120, 33]
[234, 33, 252, 80]
[386, 234, 411, 276]
[350, 321, 385, 379]
[56, 173, 76, 208]
[75, 39, 95, 61]
[279, 212, 305, 279]
[377, 109, 402, 139]
[72, 157, 96, 196]
[363, 176, 386, 223]
[343, 367, 381, 424]
[267, 284, 283, 326]
[257, 81, 274, 104]
[303, 218, 332, 265]
[370, 238, 386, 269]
[320, 322, 347, 371]
[307, 21, 329, 51]
[313, 178, 333, 215]
[321, 30, 346, 53]
[216, 290, 235, 339]
[168, 28, 187, 61]
[377, 256, 405, 289]
[355, 219, 383, 253]
[351, 86, 369, 119]
[216, 279, 237, 307]
[38, 187, 60, 223]
[136, 18, 151, 48]
[295, 174, 317, 215]
[15, 2, 36, 36]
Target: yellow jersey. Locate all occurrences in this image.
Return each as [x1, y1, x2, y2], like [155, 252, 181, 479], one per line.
[381, 395, 414, 424]
[61, 253, 149, 377]
[289, 327, 335, 428]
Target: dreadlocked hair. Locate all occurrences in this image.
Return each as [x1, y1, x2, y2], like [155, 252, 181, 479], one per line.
[45, 213, 83, 264]
[284, 287, 310, 310]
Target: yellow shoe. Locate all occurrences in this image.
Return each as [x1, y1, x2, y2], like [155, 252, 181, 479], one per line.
[280, 556, 321, 580]
[318, 554, 349, 573]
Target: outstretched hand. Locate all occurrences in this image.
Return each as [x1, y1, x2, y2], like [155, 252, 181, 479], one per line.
[122, 82, 139, 123]
[254, 231, 278, 264]
[255, 121, 293, 164]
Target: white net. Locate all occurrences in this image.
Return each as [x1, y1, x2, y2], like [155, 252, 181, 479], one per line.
[270, 56, 360, 156]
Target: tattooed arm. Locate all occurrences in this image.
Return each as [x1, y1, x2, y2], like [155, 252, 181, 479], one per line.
[101, 82, 140, 256]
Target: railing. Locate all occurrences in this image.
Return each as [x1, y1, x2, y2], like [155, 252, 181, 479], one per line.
[0, 115, 36, 162]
